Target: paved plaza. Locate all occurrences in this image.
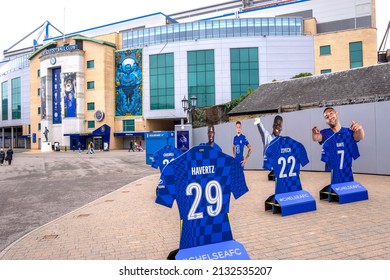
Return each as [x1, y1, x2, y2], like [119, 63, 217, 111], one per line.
[0, 149, 390, 260]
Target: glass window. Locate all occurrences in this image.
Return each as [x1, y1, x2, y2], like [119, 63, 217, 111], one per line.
[350, 41, 363, 68]
[11, 77, 21, 119]
[87, 60, 95, 69]
[123, 119, 135, 131]
[187, 50, 215, 108]
[320, 45, 331, 55]
[87, 102, 95, 110]
[321, 69, 332, 74]
[37, 69, 40, 77]
[230, 48, 259, 100]
[269, 18, 275, 35]
[38, 88, 40, 96]
[121, 18, 303, 48]
[166, 25, 174, 42]
[87, 120, 95, 129]
[149, 53, 175, 110]
[87, 81, 95, 89]
[38, 123, 41, 131]
[275, 18, 283, 35]
[1, 81, 8, 121]
[38, 107, 41, 114]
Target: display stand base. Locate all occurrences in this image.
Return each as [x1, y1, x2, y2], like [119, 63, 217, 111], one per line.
[265, 190, 317, 216]
[320, 181, 368, 204]
[175, 240, 250, 260]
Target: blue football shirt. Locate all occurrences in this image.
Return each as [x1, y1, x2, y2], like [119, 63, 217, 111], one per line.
[151, 145, 183, 173]
[155, 145, 248, 249]
[200, 142, 222, 152]
[263, 136, 309, 194]
[233, 134, 250, 162]
[321, 128, 360, 184]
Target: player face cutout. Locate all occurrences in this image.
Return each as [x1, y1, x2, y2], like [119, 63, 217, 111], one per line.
[323, 109, 338, 128]
[208, 126, 215, 143]
[236, 123, 241, 135]
[273, 120, 283, 136]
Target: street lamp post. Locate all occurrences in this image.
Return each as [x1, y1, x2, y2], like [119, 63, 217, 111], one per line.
[181, 95, 197, 124]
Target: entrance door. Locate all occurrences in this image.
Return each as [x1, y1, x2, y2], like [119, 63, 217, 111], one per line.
[94, 137, 103, 151]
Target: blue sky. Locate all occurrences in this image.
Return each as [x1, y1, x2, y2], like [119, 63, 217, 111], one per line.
[0, 0, 388, 59]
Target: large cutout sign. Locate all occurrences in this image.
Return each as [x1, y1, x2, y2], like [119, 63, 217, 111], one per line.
[155, 145, 250, 259]
[320, 128, 368, 203]
[151, 145, 183, 173]
[263, 136, 316, 216]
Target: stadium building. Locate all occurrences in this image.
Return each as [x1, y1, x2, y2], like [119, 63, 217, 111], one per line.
[0, 0, 380, 150]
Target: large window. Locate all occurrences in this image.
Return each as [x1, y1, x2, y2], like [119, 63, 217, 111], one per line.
[123, 18, 303, 48]
[230, 48, 259, 99]
[187, 50, 215, 107]
[123, 119, 135, 131]
[350, 41, 363, 69]
[1, 81, 8, 120]
[11, 77, 21, 119]
[150, 53, 175, 110]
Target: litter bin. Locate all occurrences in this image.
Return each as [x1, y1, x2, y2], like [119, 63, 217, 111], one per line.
[54, 142, 60, 151]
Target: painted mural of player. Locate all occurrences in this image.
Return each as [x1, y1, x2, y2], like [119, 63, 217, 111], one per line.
[63, 74, 77, 118]
[40, 77, 46, 120]
[115, 50, 143, 116]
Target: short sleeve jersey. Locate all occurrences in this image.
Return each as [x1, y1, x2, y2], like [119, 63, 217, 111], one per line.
[321, 127, 360, 184]
[151, 145, 183, 172]
[233, 134, 249, 162]
[155, 145, 248, 249]
[319, 128, 335, 145]
[263, 136, 309, 194]
[200, 142, 222, 152]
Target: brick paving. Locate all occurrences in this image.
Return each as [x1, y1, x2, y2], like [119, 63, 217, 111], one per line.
[1, 163, 389, 260]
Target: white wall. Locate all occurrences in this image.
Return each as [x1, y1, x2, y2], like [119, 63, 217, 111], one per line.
[194, 100, 390, 175]
[143, 35, 314, 120]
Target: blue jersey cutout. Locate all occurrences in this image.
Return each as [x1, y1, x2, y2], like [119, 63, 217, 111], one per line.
[200, 142, 222, 152]
[156, 145, 248, 249]
[263, 136, 309, 194]
[321, 128, 360, 184]
[151, 145, 183, 172]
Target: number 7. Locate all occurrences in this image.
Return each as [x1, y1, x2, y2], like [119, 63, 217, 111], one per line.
[337, 150, 344, 169]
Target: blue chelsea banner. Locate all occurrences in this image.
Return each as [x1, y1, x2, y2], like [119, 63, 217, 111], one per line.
[175, 240, 250, 260]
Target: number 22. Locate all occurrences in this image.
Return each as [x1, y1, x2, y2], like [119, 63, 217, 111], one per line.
[278, 156, 297, 178]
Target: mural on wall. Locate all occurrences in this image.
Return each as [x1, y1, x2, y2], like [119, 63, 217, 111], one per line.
[40, 76, 46, 120]
[52, 68, 62, 124]
[115, 48, 143, 117]
[63, 72, 77, 118]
